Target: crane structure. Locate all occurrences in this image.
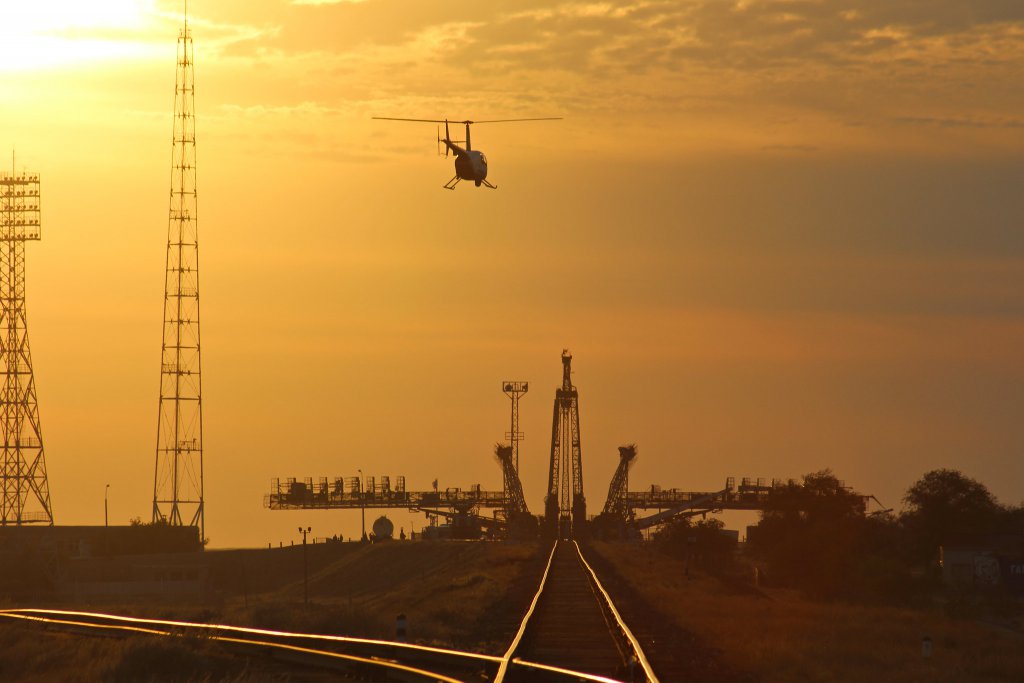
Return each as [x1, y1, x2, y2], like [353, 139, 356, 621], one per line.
[495, 444, 527, 516]
[545, 350, 585, 539]
[600, 444, 638, 519]
[153, 4, 205, 538]
[0, 162, 53, 525]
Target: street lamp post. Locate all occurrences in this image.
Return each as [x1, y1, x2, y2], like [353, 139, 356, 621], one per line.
[104, 484, 110, 527]
[299, 526, 311, 606]
[358, 468, 366, 542]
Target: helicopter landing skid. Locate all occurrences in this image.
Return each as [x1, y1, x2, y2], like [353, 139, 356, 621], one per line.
[443, 176, 498, 190]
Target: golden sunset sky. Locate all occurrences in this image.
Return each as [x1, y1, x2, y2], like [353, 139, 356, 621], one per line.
[2, 0, 1022, 546]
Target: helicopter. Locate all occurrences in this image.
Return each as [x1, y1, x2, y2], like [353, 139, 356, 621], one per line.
[372, 117, 561, 189]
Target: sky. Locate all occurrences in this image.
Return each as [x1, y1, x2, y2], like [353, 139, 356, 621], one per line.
[1, 0, 1022, 547]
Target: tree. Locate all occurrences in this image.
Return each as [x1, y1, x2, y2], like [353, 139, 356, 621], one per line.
[747, 470, 871, 598]
[654, 516, 736, 572]
[901, 469, 1001, 562]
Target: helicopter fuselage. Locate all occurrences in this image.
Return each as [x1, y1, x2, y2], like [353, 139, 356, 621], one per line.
[446, 142, 488, 185]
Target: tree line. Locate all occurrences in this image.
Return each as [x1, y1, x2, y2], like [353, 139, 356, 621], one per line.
[654, 468, 1024, 604]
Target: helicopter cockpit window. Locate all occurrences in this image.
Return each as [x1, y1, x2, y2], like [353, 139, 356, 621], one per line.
[480, 154, 487, 164]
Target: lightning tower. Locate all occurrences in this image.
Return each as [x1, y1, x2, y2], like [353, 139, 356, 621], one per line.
[153, 3, 204, 538]
[545, 350, 585, 539]
[502, 380, 528, 471]
[0, 159, 52, 525]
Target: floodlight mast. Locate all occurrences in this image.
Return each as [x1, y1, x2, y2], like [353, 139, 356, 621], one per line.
[503, 381, 529, 472]
[0, 158, 53, 526]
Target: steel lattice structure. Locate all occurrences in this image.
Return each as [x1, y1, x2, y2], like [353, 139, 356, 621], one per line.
[545, 350, 585, 538]
[502, 380, 528, 472]
[153, 6, 204, 538]
[601, 444, 637, 518]
[495, 444, 528, 517]
[0, 165, 52, 525]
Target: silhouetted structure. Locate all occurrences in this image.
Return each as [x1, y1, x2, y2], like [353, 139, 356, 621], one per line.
[502, 380, 528, 471]
[496, 444, 530, 515]
[265, 473, 516, 538]
[601, 445, 637, 519]
[0, 524, 203, 599]
[545, 350, 586, 539]
[153, 3, 204, 538]
[0, 162, 52, 525]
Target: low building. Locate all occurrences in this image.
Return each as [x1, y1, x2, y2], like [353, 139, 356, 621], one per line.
[0, 524, 204, 600]
[940, 535, 1024, 593]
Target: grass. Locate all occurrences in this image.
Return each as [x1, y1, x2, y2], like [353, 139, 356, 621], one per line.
[0, 539, 546, 682]
[11, 538, 1023, 680]
[591, 541, 1024, 683]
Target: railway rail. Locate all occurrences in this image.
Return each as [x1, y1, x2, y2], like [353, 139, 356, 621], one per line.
[496, 540, 660, 683]
[0, 608, 490, 682]
[1, 541, 659, 682]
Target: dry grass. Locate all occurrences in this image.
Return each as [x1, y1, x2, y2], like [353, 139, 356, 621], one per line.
[0, 624, 295, 682]
[0, 540, 545, 680]
[592, 542, 1024, 683]
[219, 540, 541, 650]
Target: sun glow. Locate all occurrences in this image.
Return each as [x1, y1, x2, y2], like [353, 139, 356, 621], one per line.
[0, 1, 162, 71]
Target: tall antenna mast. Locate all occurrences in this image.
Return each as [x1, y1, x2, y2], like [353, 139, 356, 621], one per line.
[0, 158, 53, 525]
[153, 0, 204, 538]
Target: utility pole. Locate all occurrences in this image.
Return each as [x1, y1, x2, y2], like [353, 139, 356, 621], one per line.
[299, 526, 311, 605]
[105, 484, 110, 527]
[358, 468, 366, 541]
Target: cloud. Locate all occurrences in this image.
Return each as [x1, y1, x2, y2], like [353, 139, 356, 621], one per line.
[138, 1, 1021, 160]
[893, 115, 1024, 129]
[761, 143, 818, 152]
[292, 0, 370, 5]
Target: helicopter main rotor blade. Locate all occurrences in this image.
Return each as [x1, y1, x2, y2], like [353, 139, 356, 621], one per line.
[465, 117, 563, 124]
[372, 117, 563, 124]
[372, 117, 452, 123]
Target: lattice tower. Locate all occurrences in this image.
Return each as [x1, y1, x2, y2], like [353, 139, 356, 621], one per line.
[502, 380, 528, 471]
[495, 443, 528, 517]
[153, 4, 204, 538]
[601, 444, 637, 518]
[545, 350, 585, 538]
[0, 161, 52, 525]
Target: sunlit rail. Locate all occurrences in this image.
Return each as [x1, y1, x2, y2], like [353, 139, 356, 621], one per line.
[494, 540, 660, 683]
[0, 606, 634, 682]
[0, 608, 485, 682]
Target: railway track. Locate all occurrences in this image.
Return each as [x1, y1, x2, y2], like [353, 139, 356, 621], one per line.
[497, 540, 659, 683]
[1, 541, 660, 682]
[0, 608, 494, 682]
